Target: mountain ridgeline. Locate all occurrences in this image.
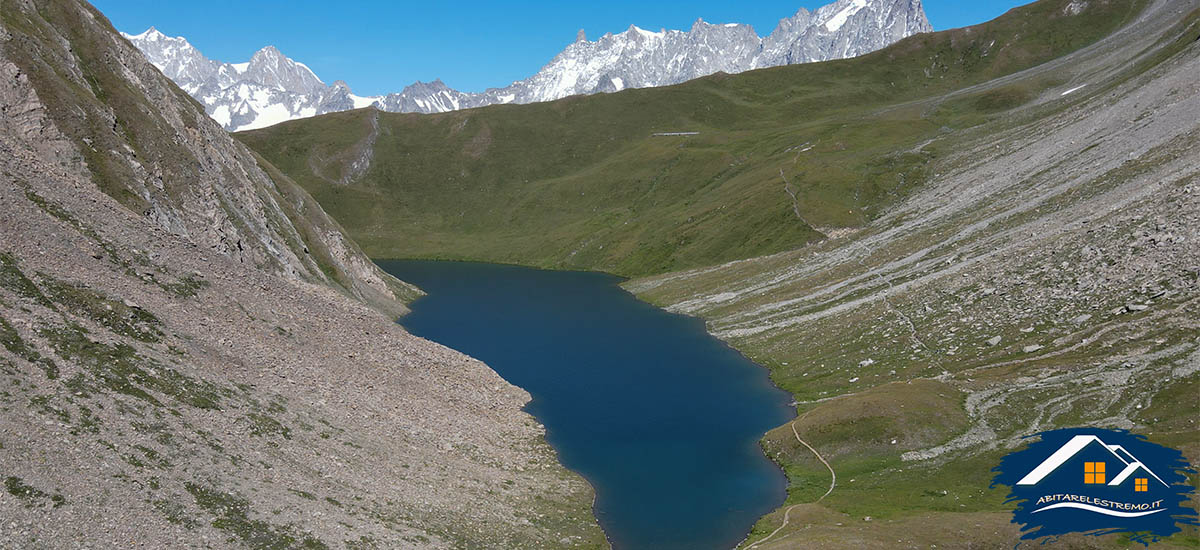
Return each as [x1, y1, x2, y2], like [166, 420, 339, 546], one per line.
[239, 0, 1149, 278]
[124, 0, 932, 131]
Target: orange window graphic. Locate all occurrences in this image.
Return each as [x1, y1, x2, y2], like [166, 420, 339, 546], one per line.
[1135, 478, 1148, 492]
[1084, 462, 1106, 484]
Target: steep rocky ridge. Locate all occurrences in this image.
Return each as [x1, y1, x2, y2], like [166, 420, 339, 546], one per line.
[4, 0, 422, 317]
[0, 0, 605, 547]
[7, 0, 421, 317]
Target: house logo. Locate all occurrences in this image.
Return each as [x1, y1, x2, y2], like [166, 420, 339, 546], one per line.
[991, 428, 1197, 546]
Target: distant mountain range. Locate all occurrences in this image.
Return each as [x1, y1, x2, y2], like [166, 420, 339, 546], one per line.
[123, 0, 931, 131]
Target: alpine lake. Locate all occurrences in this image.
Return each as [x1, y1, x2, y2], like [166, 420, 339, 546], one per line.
[377, 260, 795, 550]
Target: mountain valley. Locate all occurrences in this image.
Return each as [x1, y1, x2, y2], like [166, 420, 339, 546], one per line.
[1, 0, 1197, 548]
[241, 0, 1200, 547]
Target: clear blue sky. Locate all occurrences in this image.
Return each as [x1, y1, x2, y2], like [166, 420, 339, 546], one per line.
[90, 0, 1031, 96]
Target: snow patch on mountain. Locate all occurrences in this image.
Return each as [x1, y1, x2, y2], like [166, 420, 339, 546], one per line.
[825, 0, 870, 32]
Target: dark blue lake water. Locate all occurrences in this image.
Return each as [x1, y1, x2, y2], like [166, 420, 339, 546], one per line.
[376, 260, 795, 550]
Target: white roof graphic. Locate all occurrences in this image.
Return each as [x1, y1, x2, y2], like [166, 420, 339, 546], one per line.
[1016, 435, 1168, 487]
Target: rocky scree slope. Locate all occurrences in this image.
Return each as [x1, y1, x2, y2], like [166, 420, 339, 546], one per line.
[124, 0, 931, 131]
[628, 0, 1200, 547]
[0, 1, 606, 548]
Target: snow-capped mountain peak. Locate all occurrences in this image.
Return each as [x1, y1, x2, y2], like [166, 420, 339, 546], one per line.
[120, 27, 370, 131]
[245, 45, 325, 95]
[127, 26, 164, 41]
[125, 0, 931, 131]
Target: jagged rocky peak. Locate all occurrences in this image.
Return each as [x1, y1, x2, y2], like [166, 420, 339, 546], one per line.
[760, 0, 931, 65]
[768, 7, 814, 36]
[128, 25, 162, 40]
[246, 45, 325, 95]
[122, 26, 384, 131]
[120, 27, 216, 91]
[624, 23, 655, 42]
[124, 0, 932, 130]
[376, 78, 475, 114]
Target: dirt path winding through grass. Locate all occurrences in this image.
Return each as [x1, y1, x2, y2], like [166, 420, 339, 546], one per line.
[744, 421, 836, 549]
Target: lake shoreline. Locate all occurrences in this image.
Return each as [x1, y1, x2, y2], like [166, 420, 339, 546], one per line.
[378, 259, 797, 550]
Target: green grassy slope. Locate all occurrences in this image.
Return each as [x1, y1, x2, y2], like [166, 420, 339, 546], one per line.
[238, 0, 1146, 277]
[629, 4, 1200, 547]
